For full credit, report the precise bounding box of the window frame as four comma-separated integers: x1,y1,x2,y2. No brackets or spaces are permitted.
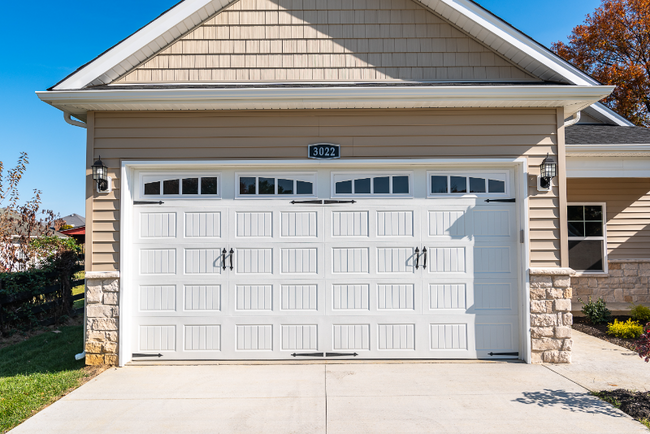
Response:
139,172,222,200
426,171,510,198
331,171,414,198
567,202,608,274
234,172,317,199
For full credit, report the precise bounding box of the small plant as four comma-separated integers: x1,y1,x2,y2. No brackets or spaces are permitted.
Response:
578,296,612,324
607,319,644,339
631,305,650,324
636,323,650,363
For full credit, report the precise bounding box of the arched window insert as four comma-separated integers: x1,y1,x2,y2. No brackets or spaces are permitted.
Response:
332,173,411,197
427,172,508,196
236,174,316,198
142,174,220,198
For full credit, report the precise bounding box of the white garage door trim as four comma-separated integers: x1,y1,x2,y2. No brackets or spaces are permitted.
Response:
119,158,531,366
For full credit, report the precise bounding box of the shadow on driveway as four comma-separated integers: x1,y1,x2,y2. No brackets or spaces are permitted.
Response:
513,389,623,417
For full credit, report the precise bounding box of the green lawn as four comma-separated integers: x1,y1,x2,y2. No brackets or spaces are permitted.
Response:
0,326,87,433
72,271,85,311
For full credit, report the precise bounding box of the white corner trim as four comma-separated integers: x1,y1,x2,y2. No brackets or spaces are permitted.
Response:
529,268,575,276
86,271,120,279
588,103,635,127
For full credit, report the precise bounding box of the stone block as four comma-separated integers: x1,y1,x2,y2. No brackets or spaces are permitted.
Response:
609,262,622,270
531,327,554,338
531,314,557,327
622,263,639,270
558,351,572,364
530,301,548,313
531,352,543,364
91,318,118,331
640,269,650,277
87,331,105,341
530,287,546,300
87,305,115,319
555,299,571,312
547,288,564,299
103,279,120,292
106,332,118,342
562,339,573,351
554,327,571,339
563,288,572,299
640,262,650,270
530,276,553,288
562,313,573,326
86,283,102,304
587,278,598,288
625,296,633,303
86,354,104,366
614,289,623,302
104,342,118,354
104,354,118,366
552,276,571,288
85,341,103,353
610,270,624,277
532,338,562,352
104,292,119,305
542,350,560,363
624,269,639,277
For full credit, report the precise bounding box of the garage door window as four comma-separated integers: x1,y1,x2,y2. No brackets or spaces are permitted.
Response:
428,172,507,196
333,173,411,197
236,174,315,198
143,175,220,198
568,203,607,273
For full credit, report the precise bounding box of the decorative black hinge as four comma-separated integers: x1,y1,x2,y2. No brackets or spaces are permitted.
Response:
488,352,519,357
291,200,323,205
291,352,324,357
132,353,163,358
134,201,164,205
324,200,356,204
325,352,358,357
485,198,516,203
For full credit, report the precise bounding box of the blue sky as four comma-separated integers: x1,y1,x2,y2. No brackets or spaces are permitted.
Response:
0,0,602,218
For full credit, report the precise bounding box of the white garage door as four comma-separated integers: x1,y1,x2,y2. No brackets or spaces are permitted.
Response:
129,167,521,361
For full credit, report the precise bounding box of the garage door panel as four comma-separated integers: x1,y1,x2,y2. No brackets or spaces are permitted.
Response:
281,210,319,238
184,211,222,238
184,248,224,274
139,248,177,275
140,212,177,238
377,210,415,237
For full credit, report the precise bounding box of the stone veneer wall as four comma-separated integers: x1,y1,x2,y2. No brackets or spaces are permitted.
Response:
572,260,650,305
530,269,574,364
85,272,119,365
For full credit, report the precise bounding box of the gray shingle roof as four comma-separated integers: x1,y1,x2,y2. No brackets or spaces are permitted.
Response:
566,125,650,145
61,213,85,228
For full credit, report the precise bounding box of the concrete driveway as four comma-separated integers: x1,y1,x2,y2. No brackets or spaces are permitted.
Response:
10,360,647,434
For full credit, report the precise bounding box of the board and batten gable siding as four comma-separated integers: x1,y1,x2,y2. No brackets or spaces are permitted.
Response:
86,108,561,271
568,178,650,259
114,0,537,84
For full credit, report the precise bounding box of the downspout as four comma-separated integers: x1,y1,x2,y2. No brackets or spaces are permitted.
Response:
64,112,87,129
563,111,581,128
67,110,87,361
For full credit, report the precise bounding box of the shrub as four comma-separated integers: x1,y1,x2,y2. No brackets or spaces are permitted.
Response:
607,319,644,339
636,324,650,363
579,296,612,325
631,305,650,324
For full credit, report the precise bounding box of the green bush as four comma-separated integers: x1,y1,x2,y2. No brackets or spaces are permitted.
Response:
607,319,644,339
579,296,612,325
630,305,650,324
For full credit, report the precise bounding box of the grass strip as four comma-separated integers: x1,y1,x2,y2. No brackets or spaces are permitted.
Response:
0,325,86,433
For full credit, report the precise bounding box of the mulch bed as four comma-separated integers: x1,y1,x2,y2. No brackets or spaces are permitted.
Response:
572,315,639,352
596,390,650,425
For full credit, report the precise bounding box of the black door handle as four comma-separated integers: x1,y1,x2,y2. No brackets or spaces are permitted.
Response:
221,248,227,270
422,247,427,269
229,248,234,270
414,247,420,270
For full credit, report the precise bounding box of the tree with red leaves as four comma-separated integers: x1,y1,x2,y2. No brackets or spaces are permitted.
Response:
552,0,650,127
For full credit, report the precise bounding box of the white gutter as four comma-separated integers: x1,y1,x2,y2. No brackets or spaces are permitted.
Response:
64,112,87,129
566,144,650,157
37,85,614,119
563,111,580,128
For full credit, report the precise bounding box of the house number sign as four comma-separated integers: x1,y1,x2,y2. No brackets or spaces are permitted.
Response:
308,143,340,159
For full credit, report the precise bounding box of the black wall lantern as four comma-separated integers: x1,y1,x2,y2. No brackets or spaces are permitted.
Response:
92,156,111,193
539,153,557,190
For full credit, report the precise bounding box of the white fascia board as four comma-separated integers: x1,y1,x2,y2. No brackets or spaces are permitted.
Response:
419,0,600,86
567,156,650,178
52,0,229,90
36,85,614,116
587,103,635,127
567,144,650,153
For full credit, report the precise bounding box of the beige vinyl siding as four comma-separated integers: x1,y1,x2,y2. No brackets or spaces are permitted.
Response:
115,0,536,84
88,108,560,271
568,178,650,259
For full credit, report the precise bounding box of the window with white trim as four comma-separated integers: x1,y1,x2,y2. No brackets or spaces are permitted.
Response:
236,174,316,198
332,173,411,197
568,204,607,272
428,172,508,196
142,174,220,198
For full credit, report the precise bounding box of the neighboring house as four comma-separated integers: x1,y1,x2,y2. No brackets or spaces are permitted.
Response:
60,214,86,247
36,0,647,367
